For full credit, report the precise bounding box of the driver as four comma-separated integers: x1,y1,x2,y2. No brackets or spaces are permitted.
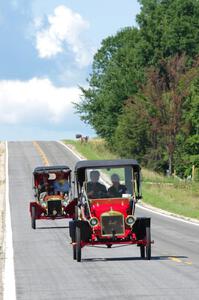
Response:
86,170,107,199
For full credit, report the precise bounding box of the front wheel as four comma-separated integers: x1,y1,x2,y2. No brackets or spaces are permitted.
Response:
71,221,76,260
73,245,76,260
31,206,36,229
146,227,151,260
140,245,145,258
76,226,81,262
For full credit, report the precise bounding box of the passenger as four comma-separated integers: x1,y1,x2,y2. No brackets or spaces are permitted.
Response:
53,173,70,195
86,170,107,199
108,173,127,198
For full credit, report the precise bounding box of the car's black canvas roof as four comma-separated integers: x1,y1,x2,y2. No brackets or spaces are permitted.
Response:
75,159,139,171
33,165,71,174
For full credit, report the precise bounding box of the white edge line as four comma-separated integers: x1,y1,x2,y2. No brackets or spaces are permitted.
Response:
3,141,16,300
58,140,199,227
57,141,85,161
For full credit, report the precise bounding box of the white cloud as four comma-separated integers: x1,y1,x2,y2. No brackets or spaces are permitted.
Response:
35,5,95,67
0,78,81,126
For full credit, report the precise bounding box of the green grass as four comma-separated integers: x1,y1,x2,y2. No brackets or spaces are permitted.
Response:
63,139,199,220
142,183,199,219
64,139,117,160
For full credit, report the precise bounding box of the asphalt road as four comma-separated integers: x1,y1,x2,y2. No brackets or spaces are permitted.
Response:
8,141,199,300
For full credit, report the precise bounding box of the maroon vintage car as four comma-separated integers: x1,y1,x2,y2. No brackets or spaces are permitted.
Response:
30,165,76,229
69,159,153,262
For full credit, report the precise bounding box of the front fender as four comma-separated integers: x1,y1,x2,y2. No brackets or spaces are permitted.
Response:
132,217,151,240
29,201,45,218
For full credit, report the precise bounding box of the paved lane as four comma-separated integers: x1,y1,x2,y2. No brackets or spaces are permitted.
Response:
8,141,199,300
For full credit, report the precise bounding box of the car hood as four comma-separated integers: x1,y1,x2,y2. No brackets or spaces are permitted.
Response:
90,198,130,219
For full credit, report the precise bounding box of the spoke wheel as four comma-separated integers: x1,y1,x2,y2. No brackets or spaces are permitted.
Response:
146,227,151,260
31,206,36,229
140,245,145,258
76,226,82,262
73,244,77,260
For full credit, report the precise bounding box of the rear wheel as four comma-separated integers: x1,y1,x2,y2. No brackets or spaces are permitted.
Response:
31,206,36,229
73,244,76,260
107,244,112,248
76,226,81,262
71,222,76,260
146,227,151,260
140,245,145,258
73,207,79,259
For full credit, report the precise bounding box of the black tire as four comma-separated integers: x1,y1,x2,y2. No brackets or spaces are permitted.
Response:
31,206,36,229
76,226,81,262
72,222,76,260
72,207,78,259
146,227,151,260
140,245,145,258
107,244,112,248
73,245,77,260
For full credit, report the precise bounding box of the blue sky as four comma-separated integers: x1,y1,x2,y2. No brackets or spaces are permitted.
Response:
0,0,140,140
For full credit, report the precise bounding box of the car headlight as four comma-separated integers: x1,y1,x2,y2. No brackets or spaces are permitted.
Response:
89,217,99,227
41,202,47,208
125,215,136,226
62,200,68,206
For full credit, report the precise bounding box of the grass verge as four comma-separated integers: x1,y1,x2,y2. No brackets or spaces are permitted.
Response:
63,139,199,220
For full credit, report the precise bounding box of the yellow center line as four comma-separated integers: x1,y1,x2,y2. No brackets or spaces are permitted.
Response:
184,261,193,265
168,256,193,266
169,257,182,263
33,141,49,166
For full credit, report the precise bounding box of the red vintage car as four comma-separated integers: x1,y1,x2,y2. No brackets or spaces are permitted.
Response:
69,159,153,262
30,165,76,229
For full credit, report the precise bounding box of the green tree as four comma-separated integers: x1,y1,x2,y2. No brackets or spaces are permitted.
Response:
137,0,199,64
75,0,199,175
76,0,199,142
114,99,150,161
116,55,199,173
174,80,199,177
76,27,144,141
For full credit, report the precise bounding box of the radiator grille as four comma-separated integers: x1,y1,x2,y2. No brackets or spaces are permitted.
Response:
47,200,62,216
101,214,124,236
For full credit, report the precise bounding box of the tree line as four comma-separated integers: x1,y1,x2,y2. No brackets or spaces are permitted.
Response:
76,0,199,178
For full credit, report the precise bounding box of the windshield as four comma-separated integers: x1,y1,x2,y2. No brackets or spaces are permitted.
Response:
84,166,135,199
35,171,71,197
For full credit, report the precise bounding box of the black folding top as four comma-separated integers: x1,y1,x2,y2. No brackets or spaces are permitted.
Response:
33,165,71,174
75,159,139,171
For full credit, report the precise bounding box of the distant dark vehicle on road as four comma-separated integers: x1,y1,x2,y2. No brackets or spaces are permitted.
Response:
69,159,153,262
29,165,76,229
